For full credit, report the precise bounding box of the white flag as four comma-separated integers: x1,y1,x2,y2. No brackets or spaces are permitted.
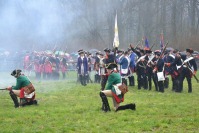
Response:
113,13,119,48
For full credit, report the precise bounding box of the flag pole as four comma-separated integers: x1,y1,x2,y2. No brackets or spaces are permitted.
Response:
113,11,119,63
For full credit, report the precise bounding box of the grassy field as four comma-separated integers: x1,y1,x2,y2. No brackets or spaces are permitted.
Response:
0,71,199,133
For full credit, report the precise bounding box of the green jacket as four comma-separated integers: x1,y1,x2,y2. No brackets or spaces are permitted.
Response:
105,72,121,91
12,75,31,90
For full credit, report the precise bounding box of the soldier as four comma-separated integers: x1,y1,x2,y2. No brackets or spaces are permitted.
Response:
54,54,60,80
93,52,101,83
43,57,53,80
77,50,88,86
98,52,106,90
99,63,136,112
128,48,137,86
60,51,67,79
104,48,115,64
118,51,130,85
153,51,165,93
115,49,124,69
86,52,93,83
163,50,175,89
6,69,37,108
100,48,115,90
178,48,197,93
145,48,154,90
136,49,148,90
165,49,182,92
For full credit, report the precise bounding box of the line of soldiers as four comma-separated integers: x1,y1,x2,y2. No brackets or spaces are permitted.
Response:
92,45,198,93
23,51,68,80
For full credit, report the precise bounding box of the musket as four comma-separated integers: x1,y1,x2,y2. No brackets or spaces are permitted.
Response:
136,55,146,64
160,41,169,58
154,41,169,65
146,43,157,66
150,43,156,50
0,88,7,90
135,41,141,49
147,54,155,66
185,63,199,83
179,57,194,68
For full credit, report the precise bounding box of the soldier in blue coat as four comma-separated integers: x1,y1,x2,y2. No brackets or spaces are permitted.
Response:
165,49,183,92
178,48,197,93
119,51,130,85
153,51,165,93
77,50,88,86
128,48,137,86
163,50,175,89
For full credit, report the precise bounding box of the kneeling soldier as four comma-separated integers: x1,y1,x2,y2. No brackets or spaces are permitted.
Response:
99,63,136,112
6,69,37,108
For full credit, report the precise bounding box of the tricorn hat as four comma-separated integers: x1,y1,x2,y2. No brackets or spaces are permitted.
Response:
78,49,84,55
104,48,110,52
105,63,117,70
173,49,179,54
117,49,124,54
145,48,152,54
140,49,145,54
154,50,161,56
11,69,22,77
186,48,193,54
99,52,104,56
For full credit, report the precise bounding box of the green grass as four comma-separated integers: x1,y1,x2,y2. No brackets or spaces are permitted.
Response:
0,72,199,133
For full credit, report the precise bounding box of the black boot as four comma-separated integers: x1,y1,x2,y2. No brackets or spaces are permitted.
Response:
131,76,135,86
26,100,38,105
164,77,169,88
20,98,28,107
116,103,136,112
122,78,127,86
9,91,19,108
128,77,132,86
99,92,111,112
101,103,105,111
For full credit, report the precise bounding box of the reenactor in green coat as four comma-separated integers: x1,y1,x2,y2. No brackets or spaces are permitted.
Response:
99,63,136,112
6,69,37,108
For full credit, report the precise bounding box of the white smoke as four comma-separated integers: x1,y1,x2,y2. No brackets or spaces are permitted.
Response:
0,0,83,51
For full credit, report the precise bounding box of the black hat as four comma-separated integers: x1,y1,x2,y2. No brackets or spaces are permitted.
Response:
140,49,145,54
145,49,152,54
96,51,99,55
124,51,129,55
104,48,110,52
78,49,84,55
78,49,83,52
164,50,170,55
105,63,117,70
11,69,22,76
117,49,124,54
186,48,193,54
154,50,161,56
173,49,179,54
99,52,104,56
